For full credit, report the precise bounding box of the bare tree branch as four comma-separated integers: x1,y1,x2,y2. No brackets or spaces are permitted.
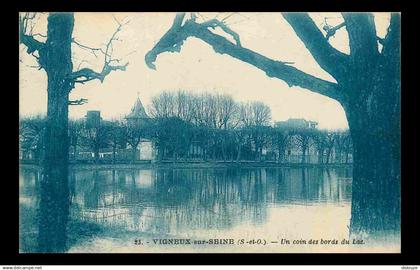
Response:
201,18,242,46
72,38,107,58
282,13,349,81
69,16,130,86
68,98,88,105
146,13,342,102
71,62,128,84
19,13,45,55
145,13,187,70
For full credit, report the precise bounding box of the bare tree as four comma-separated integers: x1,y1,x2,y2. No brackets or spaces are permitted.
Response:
68,119,84,161
145,12,401,235
19,116,46,163
311,129,327,164
214,94,239,129
322,131,336,164
272,128,290,163
149,91,176,119
290,128,315,164
239,101,272,160
19,12,128,252
124,120,151,162
175,90,196,122
80,121,112,163
107,120,127,164
335,130,353,164
239,101,271,127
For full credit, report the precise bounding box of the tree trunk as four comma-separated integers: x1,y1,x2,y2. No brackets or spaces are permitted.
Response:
278,144,285,164
349,119,400,235
316,148,323,164
112,145,116,164
94,147,100,164
37,13,74,253
336,149,342,163
131,146,138,163
326,149,331,164
73,144,77,161
236,143,242,162
301,146,306,164
345,78,400,236
221,133,227,161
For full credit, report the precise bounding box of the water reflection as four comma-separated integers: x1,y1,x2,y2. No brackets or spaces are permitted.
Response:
20,166,352,250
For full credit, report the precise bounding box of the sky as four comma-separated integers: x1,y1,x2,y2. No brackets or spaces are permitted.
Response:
19,12,391,130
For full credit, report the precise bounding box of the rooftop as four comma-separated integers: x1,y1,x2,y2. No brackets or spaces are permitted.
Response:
275,118,318,129
126,96,149,119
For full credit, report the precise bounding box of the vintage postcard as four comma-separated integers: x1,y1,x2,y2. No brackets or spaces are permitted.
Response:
19,12,401,253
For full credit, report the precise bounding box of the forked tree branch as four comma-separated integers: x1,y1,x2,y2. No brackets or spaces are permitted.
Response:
342,13,380,60
71,62,128,84
146,13,342,102
201,18,242,46
72,38,108,58
381,13,401,59
19,13,45,57
282,13,349,81
69,16,130,87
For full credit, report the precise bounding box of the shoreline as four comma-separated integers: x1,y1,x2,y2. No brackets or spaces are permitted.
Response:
19,161,353,170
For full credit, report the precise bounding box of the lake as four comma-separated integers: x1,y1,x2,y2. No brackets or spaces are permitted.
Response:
19,165,398,253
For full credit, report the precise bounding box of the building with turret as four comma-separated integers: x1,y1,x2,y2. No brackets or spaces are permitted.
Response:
125,94,155,161
126,96,149,127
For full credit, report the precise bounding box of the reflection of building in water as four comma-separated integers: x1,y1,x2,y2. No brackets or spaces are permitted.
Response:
20,167,352,240
65,167,352,235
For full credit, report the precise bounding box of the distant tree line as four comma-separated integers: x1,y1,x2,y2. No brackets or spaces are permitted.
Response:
19,90,353,164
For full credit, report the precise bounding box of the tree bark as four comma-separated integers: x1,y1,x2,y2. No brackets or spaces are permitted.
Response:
347,110,400,234
343,13,401,235
37,13,74,253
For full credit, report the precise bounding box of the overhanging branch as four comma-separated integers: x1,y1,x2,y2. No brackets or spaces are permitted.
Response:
146,13,342,102
69,15,130,87
19,13,45,59
282,13,349,81
145,13,187,70
342,13,379,59
201,18,242,47
71,62,128,84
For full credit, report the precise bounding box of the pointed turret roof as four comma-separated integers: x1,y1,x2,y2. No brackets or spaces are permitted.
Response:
126,95,148,119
